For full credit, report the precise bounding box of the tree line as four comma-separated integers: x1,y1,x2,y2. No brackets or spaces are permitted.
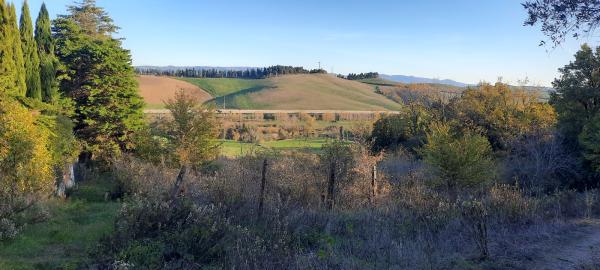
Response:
136,65,327,79
341,72,379,80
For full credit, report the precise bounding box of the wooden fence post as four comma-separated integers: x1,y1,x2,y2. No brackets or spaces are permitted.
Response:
370,165,378,206
258,159,268,219
326,161,336,211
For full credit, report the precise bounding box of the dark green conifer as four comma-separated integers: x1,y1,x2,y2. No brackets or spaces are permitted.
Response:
35,3,57,102
20,0,42,100
9,3,26,96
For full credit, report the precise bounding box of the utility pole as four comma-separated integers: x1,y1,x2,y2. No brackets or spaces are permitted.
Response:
318,61,321,70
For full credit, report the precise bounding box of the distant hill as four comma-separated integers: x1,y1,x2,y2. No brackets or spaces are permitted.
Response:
360,78,464,104
380,74,469,87
175,74,403,110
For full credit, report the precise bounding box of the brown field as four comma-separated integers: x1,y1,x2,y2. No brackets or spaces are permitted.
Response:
137,75,212,107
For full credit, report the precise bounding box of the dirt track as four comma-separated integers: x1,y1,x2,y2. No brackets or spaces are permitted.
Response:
529,220,600,269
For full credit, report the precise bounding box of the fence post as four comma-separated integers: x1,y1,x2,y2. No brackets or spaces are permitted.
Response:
370,165,377,206
258,159,268,219
326,161,336,211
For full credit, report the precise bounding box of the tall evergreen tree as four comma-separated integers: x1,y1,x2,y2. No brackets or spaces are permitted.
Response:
20,0,42,100
0,0,17,94
0,2,27,96
54,1,144,161
8,3,26,96
66,0,119,38
35,3,57,102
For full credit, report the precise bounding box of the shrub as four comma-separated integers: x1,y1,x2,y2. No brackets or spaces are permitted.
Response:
420,122,495,198
504,132,581,193
0,95,56,240
0,96,54,193
371,104,431,154
93,196,231,269
450,82,556,150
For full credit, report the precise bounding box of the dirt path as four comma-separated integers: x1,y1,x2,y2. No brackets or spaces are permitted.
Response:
531,220,600,270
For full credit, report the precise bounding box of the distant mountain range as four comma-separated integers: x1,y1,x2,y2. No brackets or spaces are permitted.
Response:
380,74,470,87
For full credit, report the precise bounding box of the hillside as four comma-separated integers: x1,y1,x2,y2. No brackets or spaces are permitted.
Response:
177,77,271,97
361,78,464,104
137,75,212,108
380,74,469,87
176,74,403,110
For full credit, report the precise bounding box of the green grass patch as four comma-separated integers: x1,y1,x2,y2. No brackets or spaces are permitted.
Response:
219,138,331,157
177,77,270,97
0,179,120,270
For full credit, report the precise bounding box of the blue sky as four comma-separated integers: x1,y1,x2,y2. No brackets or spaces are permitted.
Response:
20,0,591,86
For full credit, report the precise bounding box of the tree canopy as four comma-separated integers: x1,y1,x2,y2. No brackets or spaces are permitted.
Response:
54,1,145,161
450,82,556,150
524,0,600,46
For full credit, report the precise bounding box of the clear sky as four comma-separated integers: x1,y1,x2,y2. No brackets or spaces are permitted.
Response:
19,0,592,86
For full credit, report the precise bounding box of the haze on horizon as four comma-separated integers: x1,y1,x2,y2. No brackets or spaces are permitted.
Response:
23,0,593,86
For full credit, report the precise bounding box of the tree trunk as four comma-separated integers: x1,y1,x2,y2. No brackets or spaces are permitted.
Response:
258,159,268,219
170,165,188,200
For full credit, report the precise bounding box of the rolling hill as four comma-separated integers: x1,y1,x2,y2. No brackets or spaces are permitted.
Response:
360,78,464,104
137,75,212,108
172,74,403,110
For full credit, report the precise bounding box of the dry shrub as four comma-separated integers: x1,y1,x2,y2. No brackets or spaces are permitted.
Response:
97,146,599,269
322,112,336,122
111,157,177,198
0,191,50,241
488,184,538,224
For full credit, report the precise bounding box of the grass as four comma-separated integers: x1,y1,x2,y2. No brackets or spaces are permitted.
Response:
220,138,330,157
178,77,270,97
0,178,120,270
174,75,403,110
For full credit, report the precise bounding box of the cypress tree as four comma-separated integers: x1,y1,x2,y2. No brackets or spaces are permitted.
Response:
8,3,26,96
0,0,16,94
20,0,42,100
35,3,56,102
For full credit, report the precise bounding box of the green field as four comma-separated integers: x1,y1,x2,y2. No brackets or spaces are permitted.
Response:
172,74,403,110
0,178,119,269
220,138,331,157
178,77,271,97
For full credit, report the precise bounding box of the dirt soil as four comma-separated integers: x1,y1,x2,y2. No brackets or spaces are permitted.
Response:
527,219,600,269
